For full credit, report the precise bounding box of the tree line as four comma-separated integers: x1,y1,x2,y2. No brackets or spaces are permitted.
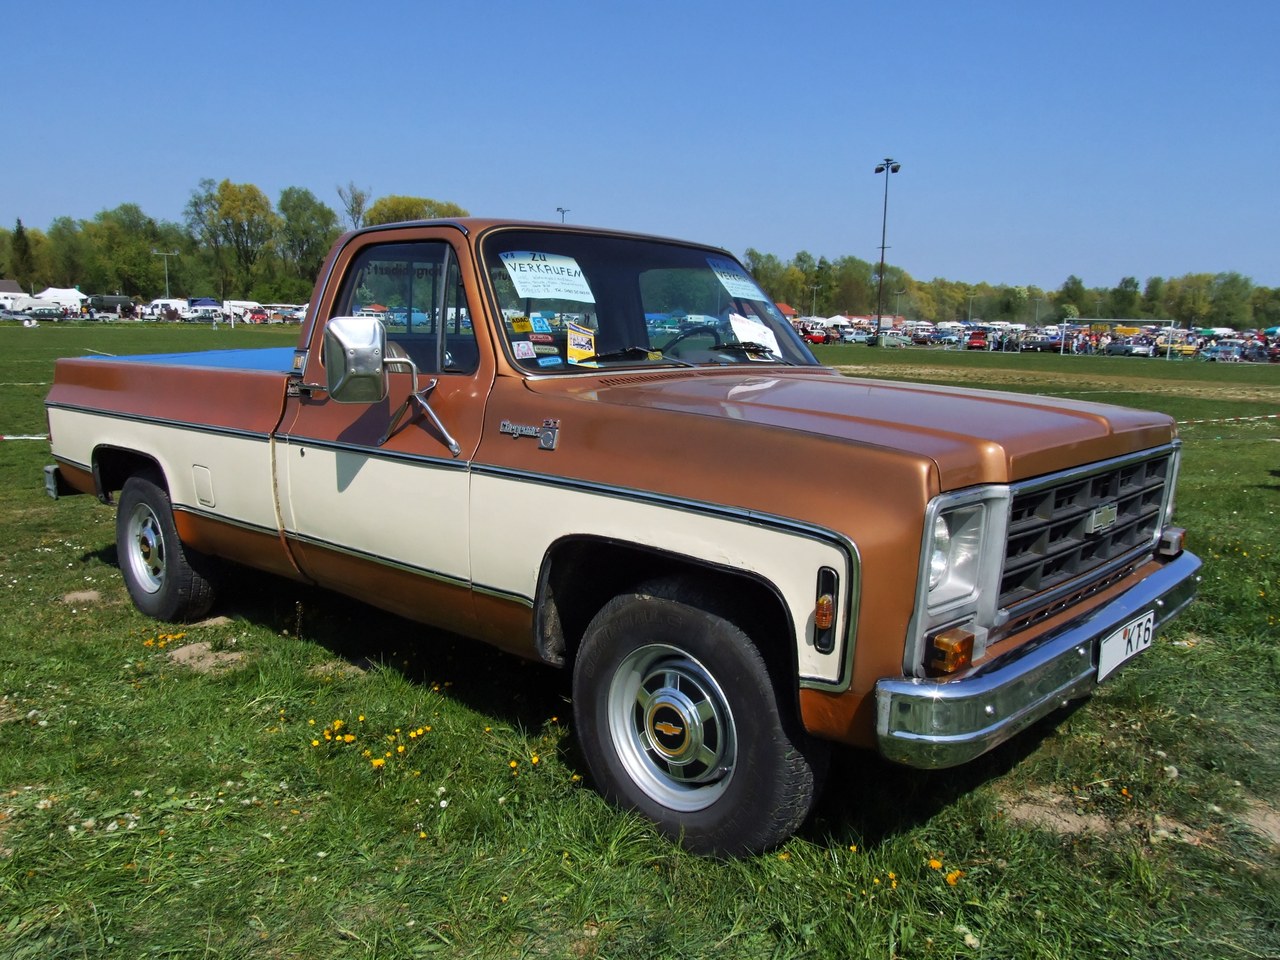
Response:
0,180,468,306
2,178,1276,330
744,250,1280,331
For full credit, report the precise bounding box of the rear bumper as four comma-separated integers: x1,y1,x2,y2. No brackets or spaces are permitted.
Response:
874,550,1202,769
44,464,79,499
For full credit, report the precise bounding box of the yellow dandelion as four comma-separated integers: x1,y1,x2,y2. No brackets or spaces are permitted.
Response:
509,760,518,769
311,739,320,747
332,719,344,731
946,870,964,886
371,758,385,769
929,858,943,870
397,745,406,754
531,755,540,765
358,715,364,722
777,852,791,861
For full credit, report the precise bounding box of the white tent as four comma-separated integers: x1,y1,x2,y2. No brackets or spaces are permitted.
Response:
824,315,852,327
36,287,89,312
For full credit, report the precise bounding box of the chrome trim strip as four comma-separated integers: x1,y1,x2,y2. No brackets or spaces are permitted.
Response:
875,550,1201,769
274,433,470,471
1006,442,1179,496
174,505,278,541
46,403,274,444
284,530,472,591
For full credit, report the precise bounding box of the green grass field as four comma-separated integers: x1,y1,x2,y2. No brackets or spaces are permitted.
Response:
1,324,1277,958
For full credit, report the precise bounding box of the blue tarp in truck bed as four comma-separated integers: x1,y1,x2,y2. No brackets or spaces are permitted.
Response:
97,347,297,373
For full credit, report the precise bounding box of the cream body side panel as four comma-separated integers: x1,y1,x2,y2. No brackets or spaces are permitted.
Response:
470,472,852,684
276,443,471,581
49,407,278,530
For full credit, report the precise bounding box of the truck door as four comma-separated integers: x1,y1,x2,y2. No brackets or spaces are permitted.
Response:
274,231,491,635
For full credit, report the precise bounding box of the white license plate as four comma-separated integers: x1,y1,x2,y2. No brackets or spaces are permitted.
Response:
1097,610,1156,681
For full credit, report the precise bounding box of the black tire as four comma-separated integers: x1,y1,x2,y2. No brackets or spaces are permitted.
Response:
115,472,216,622
572,593,827,856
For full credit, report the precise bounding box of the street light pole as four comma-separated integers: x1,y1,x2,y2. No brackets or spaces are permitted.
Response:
874,157,901,330
556,207,570,223
151,249,178,299
967,294,977,324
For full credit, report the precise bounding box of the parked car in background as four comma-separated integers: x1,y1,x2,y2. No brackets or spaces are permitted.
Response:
1106,338,1140,356
930,333,961,346
1122,337,1158,357
801,327,834,344
27,306,64,322
1242,342,1278,363
1200,342,1244,362
1155,339,1199,357
1020,337,1061,353
877,331,912,348
840,329,873,344
965,331,988,350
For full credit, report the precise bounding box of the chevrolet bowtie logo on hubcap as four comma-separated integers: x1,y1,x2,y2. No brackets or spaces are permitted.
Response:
653,721,683,737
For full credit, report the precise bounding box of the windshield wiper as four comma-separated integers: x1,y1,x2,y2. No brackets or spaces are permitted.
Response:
580,346,694,367
715,342,795,364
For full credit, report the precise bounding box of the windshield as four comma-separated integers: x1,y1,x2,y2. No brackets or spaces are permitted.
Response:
480,229,818,372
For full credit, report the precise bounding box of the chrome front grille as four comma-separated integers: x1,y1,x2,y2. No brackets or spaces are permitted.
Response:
999,450,1172,610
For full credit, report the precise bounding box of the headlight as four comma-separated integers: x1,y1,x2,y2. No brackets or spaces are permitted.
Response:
926,504,986,608
928,514,951,589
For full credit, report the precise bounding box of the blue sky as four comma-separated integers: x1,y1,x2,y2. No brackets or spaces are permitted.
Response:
7,0,1278,290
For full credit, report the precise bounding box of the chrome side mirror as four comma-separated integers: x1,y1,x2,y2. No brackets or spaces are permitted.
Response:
324,315,388,403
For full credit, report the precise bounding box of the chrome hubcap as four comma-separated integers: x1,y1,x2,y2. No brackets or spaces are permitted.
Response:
127,504,165,594
608,644,736,811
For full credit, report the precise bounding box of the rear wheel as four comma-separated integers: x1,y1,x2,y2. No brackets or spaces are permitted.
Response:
116,473,216,622
573,592,826,855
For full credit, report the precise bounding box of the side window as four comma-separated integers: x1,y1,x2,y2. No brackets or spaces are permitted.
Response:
333,241,478,374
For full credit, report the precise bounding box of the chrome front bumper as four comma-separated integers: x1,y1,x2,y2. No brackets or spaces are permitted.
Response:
875,550,1202,769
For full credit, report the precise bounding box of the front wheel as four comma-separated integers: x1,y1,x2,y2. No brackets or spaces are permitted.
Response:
573,593,827,855
116,473,216,622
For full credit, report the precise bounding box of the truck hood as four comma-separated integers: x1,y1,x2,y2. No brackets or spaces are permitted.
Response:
548,368,1176,489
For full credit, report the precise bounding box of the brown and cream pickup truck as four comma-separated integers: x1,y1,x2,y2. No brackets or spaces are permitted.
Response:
44,219,1201,854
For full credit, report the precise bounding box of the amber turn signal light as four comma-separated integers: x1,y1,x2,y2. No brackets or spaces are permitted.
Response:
930,628,974,673
814,594,835,631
